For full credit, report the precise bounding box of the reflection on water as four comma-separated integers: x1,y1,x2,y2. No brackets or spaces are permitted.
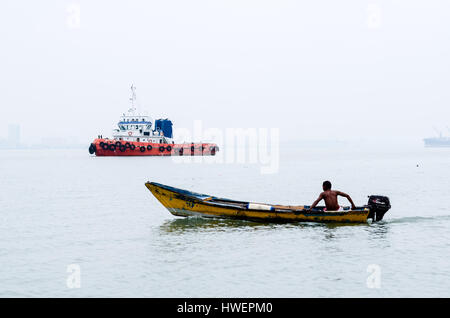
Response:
159,216,369,235
159,217,275,233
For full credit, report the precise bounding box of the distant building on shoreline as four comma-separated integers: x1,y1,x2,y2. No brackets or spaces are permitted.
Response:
8,124,21,148
0,124,22,149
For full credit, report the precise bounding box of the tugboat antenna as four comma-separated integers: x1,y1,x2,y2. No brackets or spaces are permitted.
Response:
129,84,137,113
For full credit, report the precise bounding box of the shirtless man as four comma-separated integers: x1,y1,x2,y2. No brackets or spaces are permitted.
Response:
307,181,356,212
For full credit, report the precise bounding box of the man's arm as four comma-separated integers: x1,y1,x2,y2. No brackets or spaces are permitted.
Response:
336,191,356,209
307,193,324,212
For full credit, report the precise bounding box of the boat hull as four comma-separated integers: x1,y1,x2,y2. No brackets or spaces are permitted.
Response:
89,139,219,156
146,182,371,224
424,138,450,147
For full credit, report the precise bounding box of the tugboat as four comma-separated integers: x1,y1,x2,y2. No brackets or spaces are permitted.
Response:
88,85,219,156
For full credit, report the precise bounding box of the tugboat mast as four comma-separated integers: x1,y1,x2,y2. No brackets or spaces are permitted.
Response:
129,84,137,113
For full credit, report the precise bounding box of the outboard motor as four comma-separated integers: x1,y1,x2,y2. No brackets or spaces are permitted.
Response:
367,195,391,222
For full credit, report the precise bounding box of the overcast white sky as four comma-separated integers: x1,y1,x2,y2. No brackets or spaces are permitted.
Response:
0,1,449,145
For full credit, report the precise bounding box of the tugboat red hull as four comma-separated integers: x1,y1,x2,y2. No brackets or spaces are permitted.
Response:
89,139,219,156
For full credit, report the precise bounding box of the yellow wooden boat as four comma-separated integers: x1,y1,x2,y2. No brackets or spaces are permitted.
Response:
146,182,391,224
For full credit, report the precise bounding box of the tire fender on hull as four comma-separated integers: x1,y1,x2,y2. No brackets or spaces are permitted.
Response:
88,143,96,154
90,140,220,157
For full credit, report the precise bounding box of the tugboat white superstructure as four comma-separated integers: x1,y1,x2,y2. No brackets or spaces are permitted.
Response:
88,85,219,156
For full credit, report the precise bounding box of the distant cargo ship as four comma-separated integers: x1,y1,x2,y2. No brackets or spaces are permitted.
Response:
424,129,450,147
88,85,219,156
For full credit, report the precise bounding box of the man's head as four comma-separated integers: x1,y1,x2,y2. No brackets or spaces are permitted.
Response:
323,180,332,191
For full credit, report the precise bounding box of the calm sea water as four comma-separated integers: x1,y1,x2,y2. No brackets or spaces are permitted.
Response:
1,144,449,297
